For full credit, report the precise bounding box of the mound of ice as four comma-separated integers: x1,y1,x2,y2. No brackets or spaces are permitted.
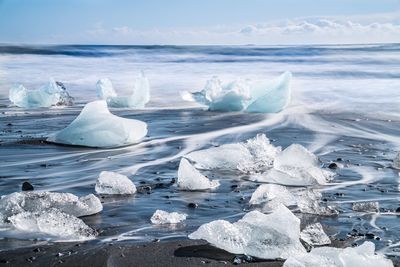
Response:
284,241,393,267
177,158,220,190
182,72,291,113
252,144,333,186
393,152,400,169
352,201,379,212
9,79,73,108
300,223,331,246
97,72,150,108
186,134,281,173
150,210,188,224
0,191,102,219
47,100,147,148
9,208,97,240
189,205,306,259
95,171,136,195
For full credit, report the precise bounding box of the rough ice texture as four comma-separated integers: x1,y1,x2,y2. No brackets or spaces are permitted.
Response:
249,184,296,208
9,208,97,241
352,201,379,213
284,241,393,267
189,205,306,260
0,191,102,219
251,144,334,186
47,100,148,148
300,223,331,246
150,210,188,224
177,158,220,190
393,152,400,169
183,72,291,113
95,171,136,195
9,79,73,108
186,134,281,173
96,72,150,108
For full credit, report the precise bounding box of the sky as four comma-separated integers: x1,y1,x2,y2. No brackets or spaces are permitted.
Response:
0,0,399,45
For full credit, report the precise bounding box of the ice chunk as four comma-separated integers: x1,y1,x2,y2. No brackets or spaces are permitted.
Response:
284,241,393,267
47,100,147,148
249,184,296,208
95,171,136,195
150,209,187,224
352,201,379,212
189,205,306,259
0,191,102,219
300,223,331,246
9,79,73,108
186,134,280,173
97,72,150,108
393,152,400,169
177,158,220,190
182,72,291,113
9,209,97,241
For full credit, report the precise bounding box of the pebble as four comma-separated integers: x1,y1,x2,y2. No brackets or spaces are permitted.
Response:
22,181,34,191
188,203,198,209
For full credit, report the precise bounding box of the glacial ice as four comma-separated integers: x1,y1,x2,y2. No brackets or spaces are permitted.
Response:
150,209,188,224
95,171,137,195
182,71,291,113
9,79,73,108
393,152,400,169
0,191,102,219
352,201,379,212
9,208,97,240
283,241,393,267
96,72,150,108
185,134,281,173
189,205,306,259
300,223,331,246
47,100,148,148
249,184,296,208
177,158,220,190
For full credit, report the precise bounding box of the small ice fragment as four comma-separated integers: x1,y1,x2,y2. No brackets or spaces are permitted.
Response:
185,134,280,173
249,184,296,208
97,72,150,108
150,210,187,224
47,100,147,148
177,158,220,190
183,72,291,113
9,209,97,241
0,191,102,219
95,171,136,195
300,223,331,246
189,205,306,260
352,202,379,212
9,79,73,108
393,152,400,169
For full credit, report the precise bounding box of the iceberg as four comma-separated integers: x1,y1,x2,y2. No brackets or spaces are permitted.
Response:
9,209,97,241
300,223,331,246
0,191,102,219
9,79,73,108
185,134,281,173
352,201,379,212
182,72,291,113
393,152,400,169
189,205,306,259
96,72,150,108
95,171,137,195
283,241,393,267
150,209,187,224
177,158,220,190
47,100,148,148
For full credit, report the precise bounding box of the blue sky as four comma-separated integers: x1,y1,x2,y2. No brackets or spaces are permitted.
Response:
0,0,399,44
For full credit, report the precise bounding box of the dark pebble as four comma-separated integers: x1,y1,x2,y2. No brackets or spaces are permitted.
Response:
33,248,41,252
336,158,343,162
365,233,375,239
396,207,400,213
188,203,198,209
0,259,9,263
328,163,338,169
22,181,34,191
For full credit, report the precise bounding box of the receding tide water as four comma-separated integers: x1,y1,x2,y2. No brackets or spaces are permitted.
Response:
0,44,399,256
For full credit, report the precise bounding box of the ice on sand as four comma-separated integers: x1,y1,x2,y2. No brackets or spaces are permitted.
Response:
185,134,281,173
182,72,291,113
177,158,220,190
97,72,150,108
95,171,136,195
283,241,393,267
189,205,306,259
9,209,97,240
249,184,296,208
352,201,379,212
150,210,187,224
9,79,73,108
47,100,147,148
300,223,331,246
